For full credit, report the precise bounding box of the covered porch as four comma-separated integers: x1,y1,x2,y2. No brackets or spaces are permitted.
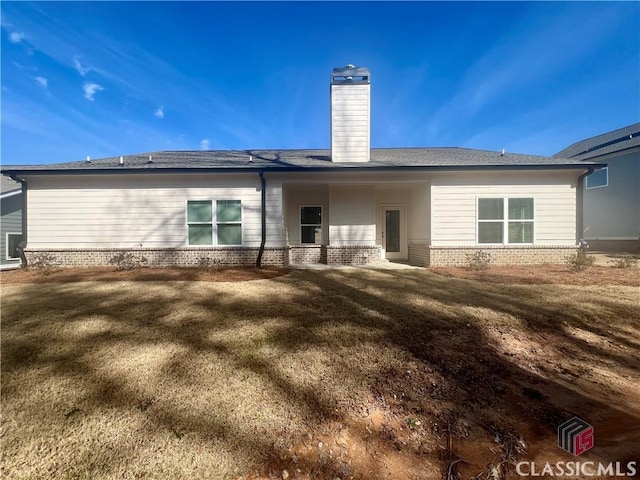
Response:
282,181,431,265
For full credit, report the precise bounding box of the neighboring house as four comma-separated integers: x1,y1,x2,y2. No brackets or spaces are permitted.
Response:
1,66,605,268
555,123,640,252
0,175,23,269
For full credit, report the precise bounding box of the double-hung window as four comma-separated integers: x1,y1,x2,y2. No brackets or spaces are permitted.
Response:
216,200,242,245
300,206,322,244
187,200,242,246
477,198,534,244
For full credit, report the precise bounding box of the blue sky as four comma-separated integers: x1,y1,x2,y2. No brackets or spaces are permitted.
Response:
1,1,638,165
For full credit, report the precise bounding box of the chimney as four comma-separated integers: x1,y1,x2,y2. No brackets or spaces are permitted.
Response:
331,65,370,162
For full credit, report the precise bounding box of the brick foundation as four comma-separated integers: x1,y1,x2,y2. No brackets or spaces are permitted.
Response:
290,245,327,264
408,244,430,267
325,246,382,265
24,245,576,268
24,247,290,268
427,245,579,267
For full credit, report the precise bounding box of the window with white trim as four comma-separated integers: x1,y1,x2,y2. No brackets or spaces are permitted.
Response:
6,233,22,259
187,200,242,246
586,167,608,189
477,198,534,244
300,206,322,244
216,200,242,245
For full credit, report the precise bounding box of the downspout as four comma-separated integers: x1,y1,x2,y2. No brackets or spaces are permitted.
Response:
10,175,28,268
576,167,595,246
256,171,266,268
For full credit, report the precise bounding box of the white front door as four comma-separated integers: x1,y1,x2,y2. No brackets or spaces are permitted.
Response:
382,205,407,260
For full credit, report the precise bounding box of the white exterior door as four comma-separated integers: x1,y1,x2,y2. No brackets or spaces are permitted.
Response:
382,205,407,260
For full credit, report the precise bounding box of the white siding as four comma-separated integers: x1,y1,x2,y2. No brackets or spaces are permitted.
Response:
331,84,370,163
329,185,375,245
409,184,430,244
26,174,285,248
430,171,578,246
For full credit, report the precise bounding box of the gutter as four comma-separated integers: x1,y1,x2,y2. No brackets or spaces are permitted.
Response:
0,189,22,199
0,163,608,176
8,174,28,268
576,167,596,245
256,171,266,268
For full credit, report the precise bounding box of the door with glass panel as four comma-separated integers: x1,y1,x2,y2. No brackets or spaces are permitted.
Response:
382,206,406,260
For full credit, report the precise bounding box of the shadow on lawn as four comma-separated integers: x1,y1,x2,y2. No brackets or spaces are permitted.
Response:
1,269,639,479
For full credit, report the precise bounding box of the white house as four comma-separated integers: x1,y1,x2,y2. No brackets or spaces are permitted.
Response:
1,65,606,268
554,123,640,252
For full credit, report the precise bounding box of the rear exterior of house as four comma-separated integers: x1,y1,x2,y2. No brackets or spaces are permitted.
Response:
16,166,582,268
1,176,23,269
2,66,603,268
555,123,640,253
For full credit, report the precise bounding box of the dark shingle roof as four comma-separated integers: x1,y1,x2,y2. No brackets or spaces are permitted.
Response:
1,147,604,175
554,123,640,161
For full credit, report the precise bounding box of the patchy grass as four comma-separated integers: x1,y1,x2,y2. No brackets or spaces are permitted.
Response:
1,268,639,479
430,264,640,286
0,266,287,284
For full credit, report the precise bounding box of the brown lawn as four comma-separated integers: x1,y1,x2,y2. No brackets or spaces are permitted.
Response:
1,266,639,479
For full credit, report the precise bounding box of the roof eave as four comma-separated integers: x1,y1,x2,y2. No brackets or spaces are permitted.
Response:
573,144,640,162
1,163,606,176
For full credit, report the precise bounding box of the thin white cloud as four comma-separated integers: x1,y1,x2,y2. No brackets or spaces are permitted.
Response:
9,31,25,43
13,61,36,71
83,82,103,101
35,76,48,88
200,138,210,150
154,106,164,119
73,57,90,76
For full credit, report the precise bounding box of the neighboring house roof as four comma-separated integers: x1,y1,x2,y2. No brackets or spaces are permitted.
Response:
554,123,640,161
1,147,604,175
1,175,21,198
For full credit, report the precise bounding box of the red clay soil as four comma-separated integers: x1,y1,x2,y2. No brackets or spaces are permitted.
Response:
0,266,288,284
2,265,638,479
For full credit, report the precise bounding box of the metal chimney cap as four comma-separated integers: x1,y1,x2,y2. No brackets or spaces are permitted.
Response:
331,65,370,85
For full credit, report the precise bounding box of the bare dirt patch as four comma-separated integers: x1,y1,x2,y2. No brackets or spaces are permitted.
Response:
0,266,288,284
2,269,639,479
429,264,640,287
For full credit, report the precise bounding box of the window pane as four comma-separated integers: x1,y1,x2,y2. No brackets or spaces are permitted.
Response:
301,206,322,225
188,201,212,223
478,222,503,243
586,168,608,188
301,225,320,244
217,200,241,222
189,225,212,245
508,198,534,220
385,210,400,252
508,222,533,243
218,224,242,245
478,198,504,220
7,234,22,259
